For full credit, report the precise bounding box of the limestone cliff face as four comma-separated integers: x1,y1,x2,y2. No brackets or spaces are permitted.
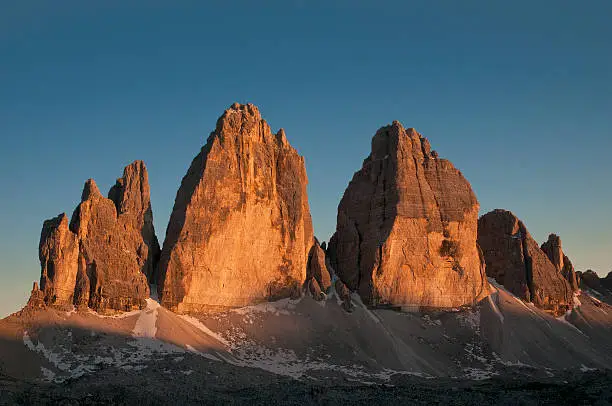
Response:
37,161,160,312
328,121,489,308
541,234,579,291
158,103,314,312
39,214,79,305
478,210,572,315
108,161,160,284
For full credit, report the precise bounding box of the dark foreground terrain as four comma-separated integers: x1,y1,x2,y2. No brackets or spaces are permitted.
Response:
2,369,612,405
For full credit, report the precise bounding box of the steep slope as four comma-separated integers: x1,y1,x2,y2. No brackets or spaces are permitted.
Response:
36,161,160,312
158,103,314,312
4,285,612,388
328,121,489,308
478,210,572,315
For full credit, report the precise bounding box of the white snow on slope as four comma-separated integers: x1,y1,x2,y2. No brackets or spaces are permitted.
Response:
23,331,73,372
227,342,430,382
487,293,504,323
132,298,160,338
24,326,188,383
573,292,582,307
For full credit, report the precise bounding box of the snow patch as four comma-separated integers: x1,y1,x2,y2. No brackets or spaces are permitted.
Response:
589,294,602,304
132,298,160,338
573,292,582,308
580,364,597,372
23,331,73,372
40,367,56,381
487,294,504,323
461,367,498,381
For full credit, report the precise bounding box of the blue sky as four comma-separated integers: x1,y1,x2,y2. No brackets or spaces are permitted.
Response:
1,1,611,317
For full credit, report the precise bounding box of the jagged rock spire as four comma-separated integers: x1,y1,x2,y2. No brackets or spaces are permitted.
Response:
158,103,313,312
35,161,160,312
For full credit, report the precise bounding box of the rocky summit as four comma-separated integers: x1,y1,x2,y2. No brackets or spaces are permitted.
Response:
36,161,160,312
328,121,489,309
478,210,573,315
158,103,314,312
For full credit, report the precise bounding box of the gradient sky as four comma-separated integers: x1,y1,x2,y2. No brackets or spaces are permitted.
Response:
1,1,611,317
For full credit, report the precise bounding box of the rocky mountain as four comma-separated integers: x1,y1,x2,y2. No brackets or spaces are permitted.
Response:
541,234,579,291
35,161,160,312
328,121,489,309
478,210,573,315
6,103,612,404
578,270,612,299
158,103,314,312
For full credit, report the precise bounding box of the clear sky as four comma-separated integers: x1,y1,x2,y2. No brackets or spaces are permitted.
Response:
1,1,611,317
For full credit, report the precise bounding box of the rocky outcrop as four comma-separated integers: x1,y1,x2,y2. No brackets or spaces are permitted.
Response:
39,214,79,305
306,241,331,293
579,270,612,295
158,103,314,312
605,272,612,291
335,279,354,312
329,121,488,308
36,161,160,312
541,234,579,291
26,282,45,309
478,210,572,315
307,278,325,301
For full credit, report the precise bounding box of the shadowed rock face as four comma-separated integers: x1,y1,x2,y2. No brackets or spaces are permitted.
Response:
541,234,578,291
478,210,572,315
37,161,160,312
158,103,314,312
328,121,489,308
579,270,612,295
306,241,331,293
